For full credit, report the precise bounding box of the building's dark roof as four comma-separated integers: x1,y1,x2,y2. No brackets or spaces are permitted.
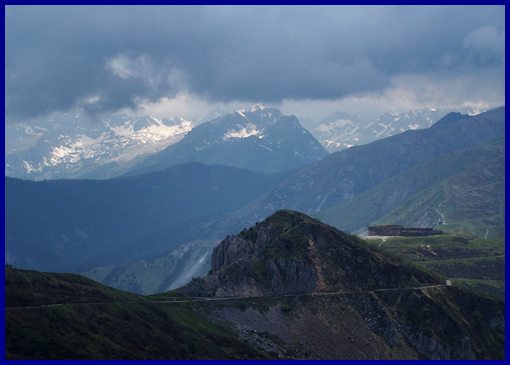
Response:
369,225,403,228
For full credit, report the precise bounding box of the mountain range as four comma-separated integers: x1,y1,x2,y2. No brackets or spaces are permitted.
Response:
5,113,193,180
6,105,327,179
7,106,484,180
5,107,504,295
4,104,506,359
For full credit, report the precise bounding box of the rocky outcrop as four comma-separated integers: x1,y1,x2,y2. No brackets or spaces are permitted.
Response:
211,234,258,273
182,210,437,298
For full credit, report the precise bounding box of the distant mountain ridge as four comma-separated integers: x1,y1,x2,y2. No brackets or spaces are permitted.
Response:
127,104,328,175
431,112,470,128
6,105,484,179
311,107,481,152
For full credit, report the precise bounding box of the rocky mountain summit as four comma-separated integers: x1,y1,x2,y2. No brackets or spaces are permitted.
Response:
128,105,327,175
182,210,435,297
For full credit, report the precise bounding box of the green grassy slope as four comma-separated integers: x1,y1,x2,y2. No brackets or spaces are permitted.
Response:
5,267,271,360
377,142,504,238
363,235,505,300
5,266,140,307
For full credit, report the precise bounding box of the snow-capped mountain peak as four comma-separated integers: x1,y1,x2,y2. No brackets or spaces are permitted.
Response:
236,103,267,115
248,103,267,112
6,112,194,180
127,105,328,175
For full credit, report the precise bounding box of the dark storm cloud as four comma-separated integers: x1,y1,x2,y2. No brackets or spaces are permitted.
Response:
5,5,505,120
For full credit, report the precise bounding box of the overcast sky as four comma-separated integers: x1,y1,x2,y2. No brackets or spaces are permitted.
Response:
5,5,505,123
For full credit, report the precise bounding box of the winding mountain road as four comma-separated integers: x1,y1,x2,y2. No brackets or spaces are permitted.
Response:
5,284,447,310
434,200,452,226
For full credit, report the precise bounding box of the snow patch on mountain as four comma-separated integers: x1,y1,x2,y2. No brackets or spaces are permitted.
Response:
108,118,192,144
223,123,264,140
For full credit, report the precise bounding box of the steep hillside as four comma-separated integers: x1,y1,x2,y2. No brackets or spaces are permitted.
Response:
128,104,327,175
376,143,504,238
363,234,505,301
319,138,504,236
5,267,271,360
5,163,288,272
5,266,139,308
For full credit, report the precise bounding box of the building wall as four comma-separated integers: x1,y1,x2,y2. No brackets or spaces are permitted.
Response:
368,225,403,236
368,225,443,236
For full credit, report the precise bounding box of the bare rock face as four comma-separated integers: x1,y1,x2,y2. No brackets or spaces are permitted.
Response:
211,235,257,273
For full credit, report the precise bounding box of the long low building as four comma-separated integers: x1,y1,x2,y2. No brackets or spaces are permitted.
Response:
368,224,443,236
